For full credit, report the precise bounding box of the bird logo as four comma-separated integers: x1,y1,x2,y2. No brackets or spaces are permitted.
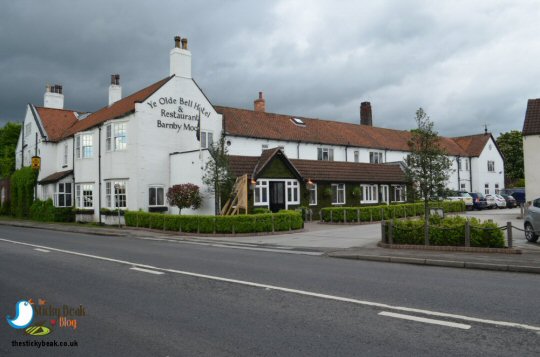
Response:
6,300,34,329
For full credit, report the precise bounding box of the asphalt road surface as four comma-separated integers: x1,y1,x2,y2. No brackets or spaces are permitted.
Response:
0,225,539,356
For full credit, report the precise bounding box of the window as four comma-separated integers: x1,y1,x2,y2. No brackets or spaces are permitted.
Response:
331,183,346,205
369,152,383,164
76,133,93,158
458,158,462,170
55,182,72,207
286,181,299,204
495,184,500,195
25,123,31,136
291,117,305,126
460,183,466,190
261,144,269,152
75,184,94,208
106,123,127,151
149,186,165,206
485,183,490,195
393,185,405,202
63,143,68,166
361,184,378,204
465,159,469,171
201,131,214,149
105,180,127,208
309,183,317,206
487,161,495,172
254,180,268,205
354,151,359,163
317,148,334,161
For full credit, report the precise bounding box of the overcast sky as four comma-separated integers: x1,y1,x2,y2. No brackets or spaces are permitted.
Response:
1,0,539,137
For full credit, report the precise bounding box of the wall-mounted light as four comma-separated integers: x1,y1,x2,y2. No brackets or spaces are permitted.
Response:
250,179,257,190
306,178,315,189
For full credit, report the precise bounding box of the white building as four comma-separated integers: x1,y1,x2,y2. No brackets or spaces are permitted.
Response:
14,36,505,221
523,98,540,200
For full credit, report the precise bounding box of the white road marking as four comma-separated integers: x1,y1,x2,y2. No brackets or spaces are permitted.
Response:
379,311,471,330
1,237,539,332
130,267,164,275
34,248,50,253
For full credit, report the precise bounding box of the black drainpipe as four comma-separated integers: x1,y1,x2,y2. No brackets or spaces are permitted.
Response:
72,136,75,207
469,157,473,192
98,127,102,225
456,156,461,191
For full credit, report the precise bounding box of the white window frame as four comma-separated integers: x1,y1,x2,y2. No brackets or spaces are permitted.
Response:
309,183,317,206
286,181,300,205
354,150,359,163
393,185,405,202
380,185,389,204
484,183,490,195
25,123,31,137
106,122,127,152
63,142,68,166
331,183,346,205
76,132,93,159
105,180,127,208
54,182,72,207
487,161,495,172
369,151,383,164
75,183,94,208
149,185,165,207
253,180,269,206
495,183,500,195
361,184,378,204
200,131,214,149
317,147,334,161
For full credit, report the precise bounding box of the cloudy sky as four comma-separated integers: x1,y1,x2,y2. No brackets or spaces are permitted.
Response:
1,0,539,137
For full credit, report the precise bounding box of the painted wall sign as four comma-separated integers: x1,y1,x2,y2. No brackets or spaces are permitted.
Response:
146,96,211,133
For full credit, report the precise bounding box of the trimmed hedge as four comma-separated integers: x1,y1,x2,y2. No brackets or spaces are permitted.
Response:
10,167,37,218
320,201,465,223
30,199,75,222
387,215,505,248
124,211,303,234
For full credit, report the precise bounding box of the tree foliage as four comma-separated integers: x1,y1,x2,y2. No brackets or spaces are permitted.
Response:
405,108,453,223
0,122,22,178
202,136,235,214
166,183,202,214
10,166,37,218
496,130,523,182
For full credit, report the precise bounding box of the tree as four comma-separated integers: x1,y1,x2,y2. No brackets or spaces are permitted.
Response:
202,136,235,215
405,108,453,243
496,130,524,185
0,122,22,178
166,183,202,214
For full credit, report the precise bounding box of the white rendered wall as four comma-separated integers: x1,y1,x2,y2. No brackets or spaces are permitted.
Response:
524,135,540,200
470,137,504,194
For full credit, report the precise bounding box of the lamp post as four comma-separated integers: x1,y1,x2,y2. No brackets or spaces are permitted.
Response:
114,183,121,228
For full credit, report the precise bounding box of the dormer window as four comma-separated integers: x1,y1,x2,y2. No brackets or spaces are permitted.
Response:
291,117,305,126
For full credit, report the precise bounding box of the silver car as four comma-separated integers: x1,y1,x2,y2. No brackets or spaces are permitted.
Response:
524,198,540,243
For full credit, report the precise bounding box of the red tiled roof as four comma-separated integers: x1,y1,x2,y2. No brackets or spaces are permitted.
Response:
228,151,406,183
34,107,81,142
452,133,491,157
523,98,540,136
64,76,173,137
216,106,470,156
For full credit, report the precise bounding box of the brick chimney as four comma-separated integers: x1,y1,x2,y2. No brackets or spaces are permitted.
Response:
170,35,192,78
254,92,266,112
109,74,122,105
44,84,64,109
360,101,372,126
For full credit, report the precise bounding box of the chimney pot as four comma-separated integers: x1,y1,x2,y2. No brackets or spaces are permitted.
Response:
254,91,266,112
44,83,64,109
181,38,188,50
109,74,122,105
360,101,372,126
174,36,181,48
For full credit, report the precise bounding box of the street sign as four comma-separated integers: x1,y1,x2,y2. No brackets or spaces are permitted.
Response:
31,156,41,170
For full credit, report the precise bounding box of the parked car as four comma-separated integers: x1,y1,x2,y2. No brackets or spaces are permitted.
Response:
484,194,498,209
468,192,488,210
446,191,473,210
492,194,507,209
524,198,540,243
500,193,517,208
502,189,526,205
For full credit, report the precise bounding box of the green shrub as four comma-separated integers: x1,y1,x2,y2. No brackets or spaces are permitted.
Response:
388,215,505,248
124,211,303,234
10,167,37,218
252,208,271,214
0,200,10,215
30,199,74,222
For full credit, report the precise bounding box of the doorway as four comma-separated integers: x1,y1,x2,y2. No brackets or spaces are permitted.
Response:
269,181,285,212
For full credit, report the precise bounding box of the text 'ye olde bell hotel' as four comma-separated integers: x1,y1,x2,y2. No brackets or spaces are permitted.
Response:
15,36,505,222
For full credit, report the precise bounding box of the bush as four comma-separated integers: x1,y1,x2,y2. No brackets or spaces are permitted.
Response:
388,215,505,248
252,208,271,214
10,167,37,218
30,199,74,222
124,210,303,234
0,199,10,215
320,201,465,223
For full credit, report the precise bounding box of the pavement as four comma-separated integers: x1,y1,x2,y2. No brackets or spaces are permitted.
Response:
1,206,539,274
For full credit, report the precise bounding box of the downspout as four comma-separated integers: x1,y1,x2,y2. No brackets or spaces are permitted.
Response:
21,122,25,167
98,127,102,224
469,157,473,192
456,156,460,191
34,132,38,200
345,143,349,161
384,148,387,162
72,136,76,208
297,141,300,159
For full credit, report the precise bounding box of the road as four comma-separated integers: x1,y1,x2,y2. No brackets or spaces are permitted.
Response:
0,225,539,356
